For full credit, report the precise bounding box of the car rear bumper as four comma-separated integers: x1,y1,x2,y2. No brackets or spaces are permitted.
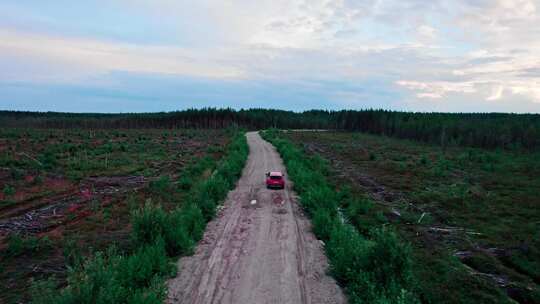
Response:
266,183,285,189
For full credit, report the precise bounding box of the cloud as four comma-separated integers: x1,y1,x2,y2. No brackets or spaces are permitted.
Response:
0,0,539,112
487,86,504,101
396,0,540,105
397,79,540,104
396,80,476,99
0,29,244,82
417,25,437,39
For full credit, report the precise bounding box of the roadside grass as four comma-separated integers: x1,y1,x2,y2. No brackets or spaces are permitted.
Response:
262,129,419,304
282,131,540,303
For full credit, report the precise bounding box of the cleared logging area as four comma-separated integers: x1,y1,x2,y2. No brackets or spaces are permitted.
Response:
1,109,538,303
2,109,539,151
30,132,247,303
279,130,540,304
0,128,247,303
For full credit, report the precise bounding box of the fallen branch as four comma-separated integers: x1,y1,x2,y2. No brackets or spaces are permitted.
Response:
429,226,482,235
19,152,43,167
417,212,426,224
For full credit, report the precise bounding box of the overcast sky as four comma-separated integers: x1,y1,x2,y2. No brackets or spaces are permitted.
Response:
1,0,540,113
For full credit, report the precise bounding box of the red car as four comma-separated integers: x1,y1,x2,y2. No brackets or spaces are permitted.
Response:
266,171,285,189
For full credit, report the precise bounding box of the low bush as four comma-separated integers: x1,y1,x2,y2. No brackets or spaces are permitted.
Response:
39,150,58,170
149,175,173,201
3,184,15,196
5,234,52,257
31,243,170,304
341,194,386,234
177,203,206,242
177,175,193,190
312,207,338,242
300,185,338,217
130,200,168,247
325,224,370,283
10,167,24,180
131,201,195,256
177,156,215,191
325,225,418,304
189,132,248,221
367,228,415,298
186,174,225,221
63,238,84,269
117,239,173,289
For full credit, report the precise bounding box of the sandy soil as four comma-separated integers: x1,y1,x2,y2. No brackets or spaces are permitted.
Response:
167,132,345,304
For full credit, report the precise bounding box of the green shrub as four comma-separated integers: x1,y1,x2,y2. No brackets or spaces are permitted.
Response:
117,239,174,289
31,243,170,304
63,238,84,269
149,175,172,199
204,174,229,203
39,150,57,169
30,279,65,304
506,234,540,282
67,170,84,181
131,200,168,246
367,228,415,294
300,185,338,216
189,133,248,221
326,225,417,304
3,184,15,196
344,198,381,234
34,175,44,185
163,210,196,256
325,224,370,283
178,203,205,242
177,175,193,190
10,167,24,180
5,234,52,257
312,208,338,242
130,201,194,256
189,156,214,176
193,190,217,221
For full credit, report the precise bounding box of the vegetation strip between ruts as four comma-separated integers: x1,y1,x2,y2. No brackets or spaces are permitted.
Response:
29,131,249,304
262,129,419,304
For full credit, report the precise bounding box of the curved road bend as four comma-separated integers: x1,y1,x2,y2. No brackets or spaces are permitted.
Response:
167,131,345,304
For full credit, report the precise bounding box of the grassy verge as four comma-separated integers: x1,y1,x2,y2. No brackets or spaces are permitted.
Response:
29,131,248,304
262,129,418,304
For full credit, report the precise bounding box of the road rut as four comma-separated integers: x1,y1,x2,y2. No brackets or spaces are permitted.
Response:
167,132,345,304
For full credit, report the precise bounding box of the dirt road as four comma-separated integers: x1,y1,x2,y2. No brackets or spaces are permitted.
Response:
167,132,345,304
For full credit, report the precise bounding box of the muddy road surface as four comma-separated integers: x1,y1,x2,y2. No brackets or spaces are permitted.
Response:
167,132,345,304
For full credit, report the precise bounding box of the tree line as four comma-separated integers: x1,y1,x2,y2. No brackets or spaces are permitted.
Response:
1,109,539,150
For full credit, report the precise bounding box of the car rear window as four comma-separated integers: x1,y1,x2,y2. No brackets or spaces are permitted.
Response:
270,176,282,180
